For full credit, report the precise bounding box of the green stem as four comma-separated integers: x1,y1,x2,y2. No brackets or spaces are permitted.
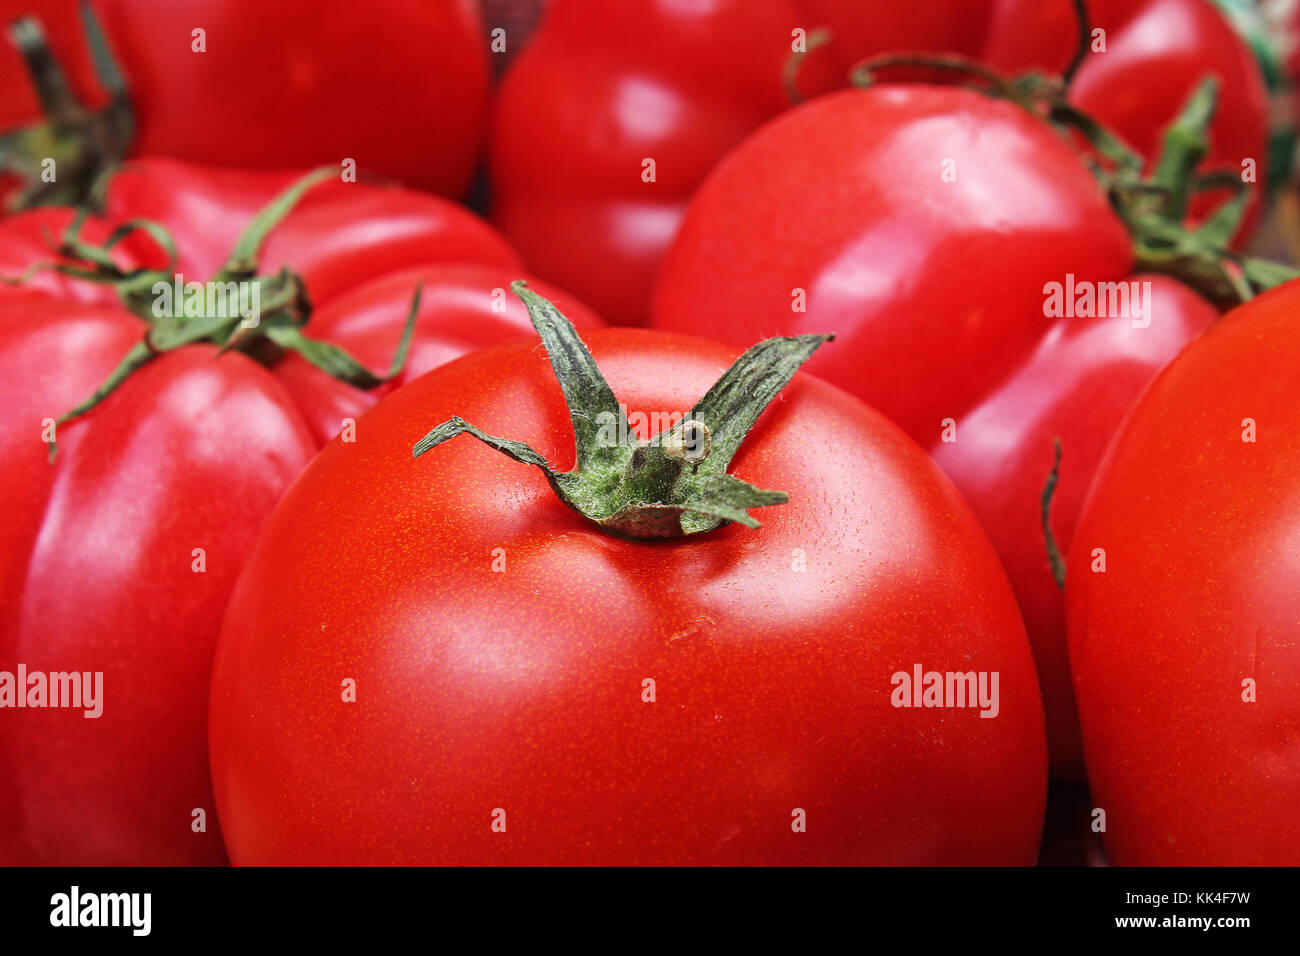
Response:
45,169,423,460
0,1,134,210
1111,79,1299,308
1062,0,1092,86
849,49,1298,310
782,27,833,105
413,281,832,539
1041,438,1066,591
849,51,1035,110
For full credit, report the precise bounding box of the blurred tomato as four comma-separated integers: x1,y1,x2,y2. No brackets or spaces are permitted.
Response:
492,0,1272,325
0,0,489,202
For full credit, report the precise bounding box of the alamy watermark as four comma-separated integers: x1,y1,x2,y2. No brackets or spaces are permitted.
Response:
152,273,261,328
891,663,1000,718
0,664,102,718
1043,274,1151,328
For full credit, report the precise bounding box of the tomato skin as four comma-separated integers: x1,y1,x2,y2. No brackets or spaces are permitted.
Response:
0,163,605,864
0,299,317,865
1066,282,1300,865
0,0,489,198
931,276,1218,774
650,85,1220,777
491,0,1268,324
986,0,1269,185
210,329,1048,865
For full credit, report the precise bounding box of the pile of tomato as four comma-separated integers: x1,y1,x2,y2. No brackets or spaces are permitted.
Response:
0,0,1296,867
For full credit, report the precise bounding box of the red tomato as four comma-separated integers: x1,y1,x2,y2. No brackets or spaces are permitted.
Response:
650,85,1224,777
1066,280,1300,865
0,163,604,864
0,298,315,866
209,294,1047,865
491,0,1271,324
0,0,489,200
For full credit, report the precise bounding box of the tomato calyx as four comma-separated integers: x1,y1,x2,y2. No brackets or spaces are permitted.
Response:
413,281,832,539
849,51,1297,310
1103,77,1298,309
0,2,133,211
39,168,420,461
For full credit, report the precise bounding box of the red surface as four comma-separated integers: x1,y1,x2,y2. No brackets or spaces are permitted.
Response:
1068,281,1300,865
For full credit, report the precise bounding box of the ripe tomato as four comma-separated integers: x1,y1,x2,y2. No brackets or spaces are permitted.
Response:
491,0,1271,324
650,84,1233,777
0,0,489,203
0,297,315,866
1067,280,1300,865
0,164,603,864
209,287,1048,865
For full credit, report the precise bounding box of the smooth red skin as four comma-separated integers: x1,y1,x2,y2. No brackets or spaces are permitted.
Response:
210,329,1047,866
490,0,1266,325
651,85,1218,777
931,276,1216,775
0,0,488,198
0,299,317,865
1067,283,1300,865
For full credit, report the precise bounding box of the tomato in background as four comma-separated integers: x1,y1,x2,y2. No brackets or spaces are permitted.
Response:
491,0,1272,325
0,0,489,203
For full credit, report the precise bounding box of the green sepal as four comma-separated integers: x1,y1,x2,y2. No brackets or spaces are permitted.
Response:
413,281,831,539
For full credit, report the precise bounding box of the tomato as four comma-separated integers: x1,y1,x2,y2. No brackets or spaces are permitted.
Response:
0,297,315,866
490,0,1272,324
0,163,604,864
1067,280,1300,865
0,0,489,203
650,84,1238,777
209,285,1047,865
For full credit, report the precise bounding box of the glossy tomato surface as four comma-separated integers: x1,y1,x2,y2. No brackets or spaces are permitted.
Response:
0,297,316,865
491,0,1268,324
651,84,1220,777
0,0,489,197
210,328,1048,865
1067,280,1300,865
